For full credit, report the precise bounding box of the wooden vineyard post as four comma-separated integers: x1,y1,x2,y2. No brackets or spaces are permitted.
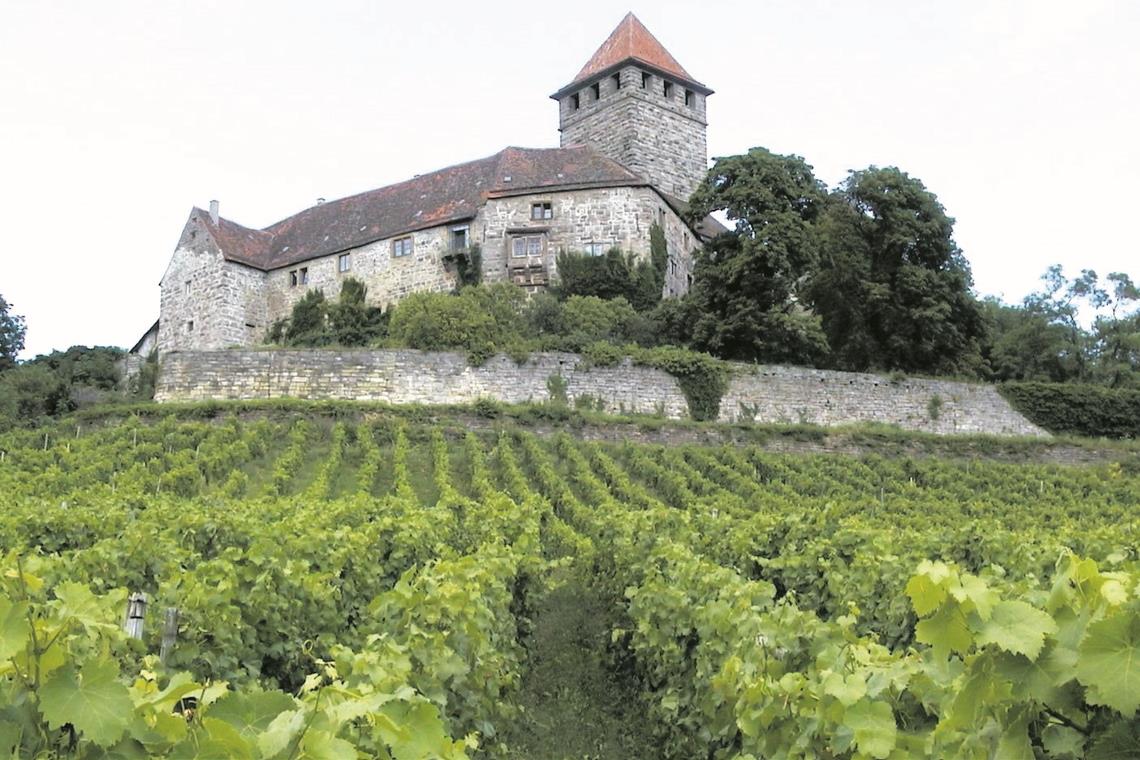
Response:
124,592,147,639
160,608,180,664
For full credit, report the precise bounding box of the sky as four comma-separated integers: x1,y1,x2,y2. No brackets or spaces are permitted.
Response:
2,0,1137,358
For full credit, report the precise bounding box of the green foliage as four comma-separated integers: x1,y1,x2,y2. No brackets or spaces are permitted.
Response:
1,415,1139,757
327,277,387,346
388,284,523,364
0,363,71,428
455,243,483,287
808,166,986,375
632,346,729,421
268,278,387,347
0,294,25,373
554,230,666,311
684,147,830,365
545,373,568,406
1001,382,1140,438
26,345,123,390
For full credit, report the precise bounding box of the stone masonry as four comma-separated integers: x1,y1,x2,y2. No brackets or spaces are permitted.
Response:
558,64,709,201
156,349,1048,438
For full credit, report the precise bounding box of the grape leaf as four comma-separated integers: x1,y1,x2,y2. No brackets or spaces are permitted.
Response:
194,718,255,760
975,600,1057,661
39,657,133,748
915,604,972,658
948,573,997,621
843,699,896,759
1076,610,1140,716
823,672,867,707
299,728,357,760
209,690,297,739
1088,718,1140,760
257,708,306,758
0,596,28,662
906,563,949,617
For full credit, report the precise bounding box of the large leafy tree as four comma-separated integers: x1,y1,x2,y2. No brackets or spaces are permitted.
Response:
0,294,26,372
683,147,829,364
808,167,985,374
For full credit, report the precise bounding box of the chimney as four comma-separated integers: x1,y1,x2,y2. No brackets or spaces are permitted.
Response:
209,200,219,224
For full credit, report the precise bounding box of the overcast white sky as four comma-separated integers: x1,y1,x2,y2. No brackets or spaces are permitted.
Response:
2,0,1137,358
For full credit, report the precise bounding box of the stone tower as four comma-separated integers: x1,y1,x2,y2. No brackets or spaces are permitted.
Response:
552,13,713,200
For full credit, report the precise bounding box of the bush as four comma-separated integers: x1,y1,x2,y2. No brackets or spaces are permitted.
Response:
554,229,666,311
388,285,524,363
0,364,72,429
1000,382,1140,438
633,346,730,422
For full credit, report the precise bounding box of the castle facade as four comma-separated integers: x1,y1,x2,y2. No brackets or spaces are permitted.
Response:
156,13,717,354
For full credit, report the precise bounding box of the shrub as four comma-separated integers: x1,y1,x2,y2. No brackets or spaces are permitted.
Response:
633,346,730,422
554,229,667,311
1000,382,1140,438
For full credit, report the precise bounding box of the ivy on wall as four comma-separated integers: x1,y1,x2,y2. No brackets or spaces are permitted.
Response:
1000,382,1140,438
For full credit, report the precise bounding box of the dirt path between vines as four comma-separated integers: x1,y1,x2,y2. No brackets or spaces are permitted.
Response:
501,572,659,759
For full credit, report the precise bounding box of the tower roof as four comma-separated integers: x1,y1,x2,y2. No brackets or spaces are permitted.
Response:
554,12,710,97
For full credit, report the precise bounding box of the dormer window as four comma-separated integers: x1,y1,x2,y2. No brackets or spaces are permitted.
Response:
531,202,553,220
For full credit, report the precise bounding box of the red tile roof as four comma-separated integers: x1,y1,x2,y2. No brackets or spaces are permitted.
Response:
197,146,645,271
560,13,708,94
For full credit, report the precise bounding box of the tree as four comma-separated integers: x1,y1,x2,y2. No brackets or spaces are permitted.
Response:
327,278,386,346
683,147,830,364
808,167,985,375
0,294,26,372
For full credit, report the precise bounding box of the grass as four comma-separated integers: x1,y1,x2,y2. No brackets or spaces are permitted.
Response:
501,567,659,759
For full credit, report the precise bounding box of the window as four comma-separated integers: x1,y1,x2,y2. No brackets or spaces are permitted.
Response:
612,73,621,90
641,71,650,89
663,81,673,98
571,93,580,110
584,242,610,256
591,82,600,101
392,236,413,257
684,89,694,107
512,235,544,257
186,320,194,333
338,253,351,272
289,270,298,287
299,267,308,284
183,280,191,295
450,225,469,251
531,202,553,220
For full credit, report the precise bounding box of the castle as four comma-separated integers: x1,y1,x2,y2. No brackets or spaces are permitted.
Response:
153,13,719,355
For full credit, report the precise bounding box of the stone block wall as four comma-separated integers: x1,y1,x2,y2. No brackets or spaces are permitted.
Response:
156,350,689,417
159,218,268,353
264,226,459,323
719,366,1046,437
156,349,1047,438
559,65,708,200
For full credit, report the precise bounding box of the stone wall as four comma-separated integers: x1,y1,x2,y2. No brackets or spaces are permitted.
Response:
264,225,460,323
720,366,1046,437
156,350,689,417
479,186,696,292
156,349,1048,438
559,65,708,199
159,216,268,353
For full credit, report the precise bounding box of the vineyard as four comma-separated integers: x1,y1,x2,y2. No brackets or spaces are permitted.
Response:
0,412,1138,758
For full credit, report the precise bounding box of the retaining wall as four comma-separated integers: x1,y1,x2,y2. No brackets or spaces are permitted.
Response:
155,349,1048,437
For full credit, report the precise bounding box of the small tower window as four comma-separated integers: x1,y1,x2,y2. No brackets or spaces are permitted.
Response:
685,89,694,107
571,93,580,110
590,82,600,101
612,73,621,90
641,71,650,89
663,81,674,99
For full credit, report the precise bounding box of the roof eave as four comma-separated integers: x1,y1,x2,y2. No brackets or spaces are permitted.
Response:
550,58,713,100
485,178,649,199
